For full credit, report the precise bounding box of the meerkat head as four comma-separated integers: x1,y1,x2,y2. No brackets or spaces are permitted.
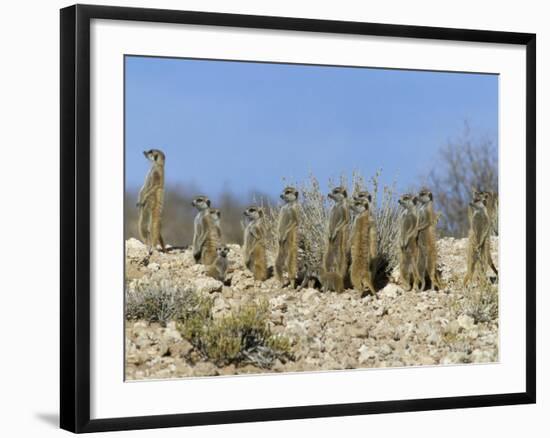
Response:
472,187,493,201
417,188,433,204
244,206,264,221
191,195,211,210
328,186,348,202
469,197,487,211
216,245,230,258
353,190,372,204
208,208,221,222
350,198,369,215
398,193,418,210
143,149,165,165
280,186,299,203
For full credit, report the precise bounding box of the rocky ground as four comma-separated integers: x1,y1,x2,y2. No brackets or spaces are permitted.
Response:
125,237,499,380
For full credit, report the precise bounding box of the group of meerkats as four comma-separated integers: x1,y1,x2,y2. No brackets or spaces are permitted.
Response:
136,149,498,294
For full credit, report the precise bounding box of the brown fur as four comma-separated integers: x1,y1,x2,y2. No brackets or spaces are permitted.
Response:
464,198,492,286
206,246,230,281
319,269,344,293
243,207,268,281
275,187,299,288
398,194,422,291
199,208,222,265
137,149,166,254
416,189,443,290
323,187,350,278
349,199,377,294
470,188,498,276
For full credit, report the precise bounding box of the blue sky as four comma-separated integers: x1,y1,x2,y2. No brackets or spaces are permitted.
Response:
125,56,498,200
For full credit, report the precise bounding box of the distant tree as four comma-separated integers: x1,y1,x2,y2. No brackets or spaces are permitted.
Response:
428,125,498,237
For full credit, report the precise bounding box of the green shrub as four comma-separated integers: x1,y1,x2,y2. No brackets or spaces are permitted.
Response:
179,300,293,368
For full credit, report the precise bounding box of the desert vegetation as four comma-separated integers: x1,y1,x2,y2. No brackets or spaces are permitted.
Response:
125,132,499,379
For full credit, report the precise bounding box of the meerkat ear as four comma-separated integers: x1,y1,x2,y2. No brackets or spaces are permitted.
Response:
343,189,348,198
206,199,211,207
295,190,299,199
429,192,433,201
413,196,418,205
258,208,264,217
368,194,372,203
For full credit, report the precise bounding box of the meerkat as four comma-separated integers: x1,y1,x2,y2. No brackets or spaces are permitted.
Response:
416,188,443,291
242,206,268,281
191,195,221,264
349,198,377,294
200,208,222,266
318,268,344,293
323,186,351,280
398,194,422,291
206,246,230,281
464,197,492,286
470,188,499,276
275,186,300,289
137,149,166,254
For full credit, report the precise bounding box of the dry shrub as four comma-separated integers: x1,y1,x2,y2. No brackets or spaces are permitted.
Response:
428,124,498,237
125,280,211,325
456,284,499,324
179,300,292,368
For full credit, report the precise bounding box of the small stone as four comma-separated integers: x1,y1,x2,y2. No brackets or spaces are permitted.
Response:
148,262,160,271
457,314,476,330
193,277,223,294
358,345,376,363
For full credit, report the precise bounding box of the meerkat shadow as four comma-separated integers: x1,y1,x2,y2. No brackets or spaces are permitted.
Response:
164,245,190,253
373,257,390,291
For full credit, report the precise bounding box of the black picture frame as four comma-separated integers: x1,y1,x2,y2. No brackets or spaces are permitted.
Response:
60,4,536,433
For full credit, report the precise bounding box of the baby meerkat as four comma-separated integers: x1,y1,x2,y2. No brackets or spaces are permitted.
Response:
137,149,166,254
191,195,211,263
464,197,492,286
275,186,300,289
323,186,350,280
349,198,377,294
318,268,344,293
416,188,443,291
398,194,422,291
206,246,230,282
243,206,268,281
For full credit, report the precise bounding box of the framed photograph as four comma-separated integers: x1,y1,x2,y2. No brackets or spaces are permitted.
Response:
60,4,536,433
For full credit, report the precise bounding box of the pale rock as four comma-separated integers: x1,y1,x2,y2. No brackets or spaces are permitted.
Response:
358,345,376,363
457,314,476,330
193,277,223,294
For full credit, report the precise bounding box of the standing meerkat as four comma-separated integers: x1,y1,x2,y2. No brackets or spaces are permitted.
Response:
137,149,166,254
323,186,351,280
464,197,492,286
398,194,422,291
416,188,443,291
470,188,499,276
242,206,268,281
200,208,222,266
206,246,230,282
349,198,377,294
191,195,211,263
275,186,300,289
